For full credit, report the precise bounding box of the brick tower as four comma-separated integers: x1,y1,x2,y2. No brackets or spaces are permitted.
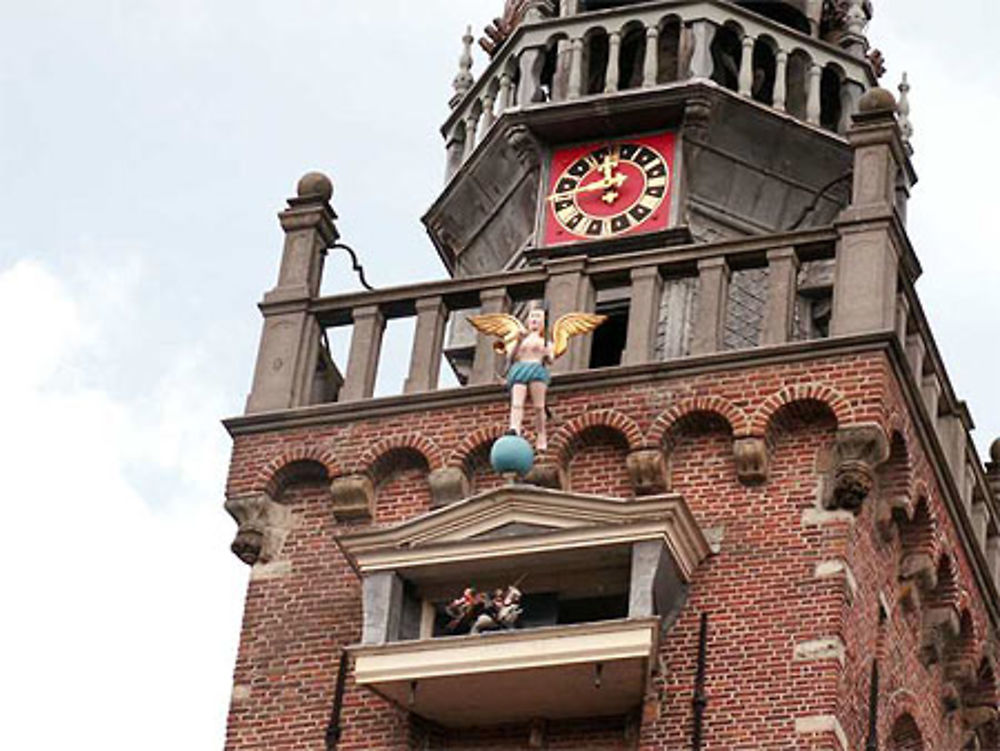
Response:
223,2,1000,749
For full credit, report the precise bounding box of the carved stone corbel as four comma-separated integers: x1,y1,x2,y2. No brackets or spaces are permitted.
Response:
921,605,961,666
330,474,375,521
224,492,292,566
428,467,471,507
627,449,670,495
733,437,769,486
525,462,566,490
826,423,889,512
505,124,542,170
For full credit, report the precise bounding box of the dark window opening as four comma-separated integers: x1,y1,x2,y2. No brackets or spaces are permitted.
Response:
710,25,742,91
656,19,681,84
751,40,776,105
820,67,843,132
557,594,629,625
618,26,647,90
589,298,629,368
586,32,609,94
538,40,561,101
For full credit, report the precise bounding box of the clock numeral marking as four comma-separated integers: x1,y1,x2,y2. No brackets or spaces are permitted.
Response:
586,219,604,236
646,175,668,190
565,212,585,230
556,177,578,193
645,163,667,179
568,159,590,178
638,193,660,212
634,147,656,166
619,144,638,160
610,214,632,233
630,205,652,222
645,185,666,199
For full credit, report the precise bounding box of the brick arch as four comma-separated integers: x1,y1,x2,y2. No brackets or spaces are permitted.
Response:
887,712,925,751
647,396,747,446
357,433,444,475
749,383,854,437
256,445,342,497
548,409,643,467
447,424,510,471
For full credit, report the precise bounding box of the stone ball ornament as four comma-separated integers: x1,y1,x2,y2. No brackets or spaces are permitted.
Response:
490,434,535,477
296,171,334,201
990,437,1000,466
858,87,897,114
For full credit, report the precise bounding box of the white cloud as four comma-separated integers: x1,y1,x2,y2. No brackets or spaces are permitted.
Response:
0,260,246,750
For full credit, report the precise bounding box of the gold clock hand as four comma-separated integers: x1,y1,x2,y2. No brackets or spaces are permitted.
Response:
547,172,627,201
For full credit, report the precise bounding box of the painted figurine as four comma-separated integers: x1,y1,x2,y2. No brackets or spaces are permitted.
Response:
468,304,606,451
445,584,525,635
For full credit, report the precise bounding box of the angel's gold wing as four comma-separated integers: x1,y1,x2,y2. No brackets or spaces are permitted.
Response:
552,312,607,359
466,313,527,355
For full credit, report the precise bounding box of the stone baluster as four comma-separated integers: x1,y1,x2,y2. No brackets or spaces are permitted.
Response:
622,266,664,366
444,123,466,182
761,247,799,346
691,257,730,356
463,109,482,159
499,70,514,112
605,31,622,93
469,288,510,386
643,25,660,88
341,304,386,402
905,333,926,384
246,173,337,414
806,63,822,125
921,373,941,424
481,89,497,133
687,21,716,80
773,50,788,111
560,0,579,14
738,35,755,97
567,37,584,99
404,296,448,395
517,46,548,106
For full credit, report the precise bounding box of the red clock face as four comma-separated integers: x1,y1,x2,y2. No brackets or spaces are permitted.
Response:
543,132,675,246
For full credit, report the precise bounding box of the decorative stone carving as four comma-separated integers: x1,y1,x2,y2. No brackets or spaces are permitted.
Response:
479,1,556,56
224,492,292,566
627,449,670,495
921,605,960,666
505,124,542,170
428,467,471,507
524,462,566,490
733,437,769,486
826,424,889,512
899,552,937,593
330,474,375,521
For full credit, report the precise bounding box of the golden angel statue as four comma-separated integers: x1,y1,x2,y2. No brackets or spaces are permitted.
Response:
468,304,606,451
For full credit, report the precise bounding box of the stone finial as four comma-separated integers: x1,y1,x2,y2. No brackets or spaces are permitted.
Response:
296,171,334,202
897,72,913,146
991,438,1000,466
451,26,475,107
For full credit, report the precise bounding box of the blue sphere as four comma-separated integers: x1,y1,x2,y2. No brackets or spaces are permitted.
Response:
490,435,535,477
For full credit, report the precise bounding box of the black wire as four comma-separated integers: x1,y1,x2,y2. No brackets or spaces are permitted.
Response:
787,170,853,231
330,242,375,291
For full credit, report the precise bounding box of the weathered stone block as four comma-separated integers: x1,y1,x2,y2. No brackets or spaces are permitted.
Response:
428,467,471,507
732,437,769,485
626,449,669,495
330,474,375,521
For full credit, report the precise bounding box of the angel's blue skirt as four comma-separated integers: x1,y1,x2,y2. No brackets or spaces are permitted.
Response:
506,361,551,388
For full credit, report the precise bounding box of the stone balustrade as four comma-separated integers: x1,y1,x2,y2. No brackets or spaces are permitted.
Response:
444,0,875,176
305,227,835,404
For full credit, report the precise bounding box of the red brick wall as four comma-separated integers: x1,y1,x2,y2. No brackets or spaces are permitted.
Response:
223,351,996,750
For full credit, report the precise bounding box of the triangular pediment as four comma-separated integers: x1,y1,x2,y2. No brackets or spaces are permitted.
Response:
338,485,710,581
340,483,698,552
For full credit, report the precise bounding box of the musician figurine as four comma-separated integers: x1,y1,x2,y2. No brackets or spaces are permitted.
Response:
468,304,605,451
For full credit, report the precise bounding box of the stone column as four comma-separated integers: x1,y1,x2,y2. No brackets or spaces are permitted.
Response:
499,71,514,111
567,37,584,99
830,89,912,337
687,21,716,80
341,304,386,401
738,35,755,97
545,256,594,373
691,257,730,356
623,266,663,366
517,46,548,105
773,50,788,112
470,287,510,386
481,90,497,132
463,110,482,159
905,334,926,383
444,123,466,182
920,373,941,422
605,31,621,93
404,296,448,394
246,173,338,414
761,247,799,346
643,25,660,88
362,573,404,645
806,63,822,125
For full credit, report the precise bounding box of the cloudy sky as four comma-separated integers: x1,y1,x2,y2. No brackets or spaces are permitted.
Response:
0,1,996,748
